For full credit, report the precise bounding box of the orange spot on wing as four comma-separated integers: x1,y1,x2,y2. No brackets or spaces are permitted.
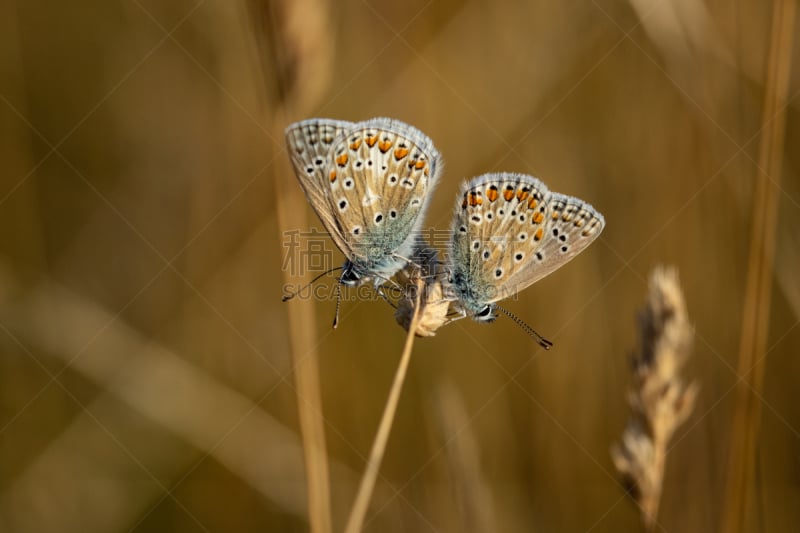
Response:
378,140,392,152
486,187,498,202
534,228,544,241
365,135,377,147
552,212,559,220
329,170,337,182
349,138,362,150
424,167,430,176
528,197,538,209
503,189,514,201
462,197,468,209
468,193,483,207
336,153,348,166
415,160,426,170
533,211,544,224
517,190,529,202
394,147,409,160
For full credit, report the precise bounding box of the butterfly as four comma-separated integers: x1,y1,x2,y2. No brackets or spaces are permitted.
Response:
284,118,443,321
397,172,604,346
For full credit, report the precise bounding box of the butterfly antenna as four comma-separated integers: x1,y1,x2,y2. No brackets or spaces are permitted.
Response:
496,305,553,350
282,266,343,302
332,276,343,329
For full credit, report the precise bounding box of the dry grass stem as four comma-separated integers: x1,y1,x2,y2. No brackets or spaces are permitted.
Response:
253,1,335,531
722,1,796,531
611,266,698,532
344,279,422,533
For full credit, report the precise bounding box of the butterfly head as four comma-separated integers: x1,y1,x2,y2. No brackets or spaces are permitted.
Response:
340,256,405,289
447,269,498,323
473,303,498,323
339,263,364,287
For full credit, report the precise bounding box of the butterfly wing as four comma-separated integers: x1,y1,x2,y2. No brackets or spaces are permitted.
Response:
327,117,443,270
503,191,604,294
449,173,604,308
285,118,355,253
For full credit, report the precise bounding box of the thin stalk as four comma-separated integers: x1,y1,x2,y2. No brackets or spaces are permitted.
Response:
721,1,796,532
256,0,336,530
344,280,422,533
273,110,333,533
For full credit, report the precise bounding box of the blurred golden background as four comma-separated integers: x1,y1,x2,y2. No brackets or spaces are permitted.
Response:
1,1,799,532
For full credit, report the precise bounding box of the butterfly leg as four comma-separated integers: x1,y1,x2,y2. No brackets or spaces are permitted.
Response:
375,286,398,309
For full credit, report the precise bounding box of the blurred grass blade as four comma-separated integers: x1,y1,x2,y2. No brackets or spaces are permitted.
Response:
250,1,335,531
721,1,796,532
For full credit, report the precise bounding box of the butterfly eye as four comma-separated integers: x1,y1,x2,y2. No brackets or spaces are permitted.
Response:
477,306,492,318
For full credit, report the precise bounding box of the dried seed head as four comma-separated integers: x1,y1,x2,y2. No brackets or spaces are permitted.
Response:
395,246,452,337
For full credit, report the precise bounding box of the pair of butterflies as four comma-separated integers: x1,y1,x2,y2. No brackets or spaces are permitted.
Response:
284,117,604,346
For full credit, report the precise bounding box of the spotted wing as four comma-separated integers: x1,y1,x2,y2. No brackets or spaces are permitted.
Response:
327,117,443,262
285,118,355,252
450,172,604,305
504,191,605,294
